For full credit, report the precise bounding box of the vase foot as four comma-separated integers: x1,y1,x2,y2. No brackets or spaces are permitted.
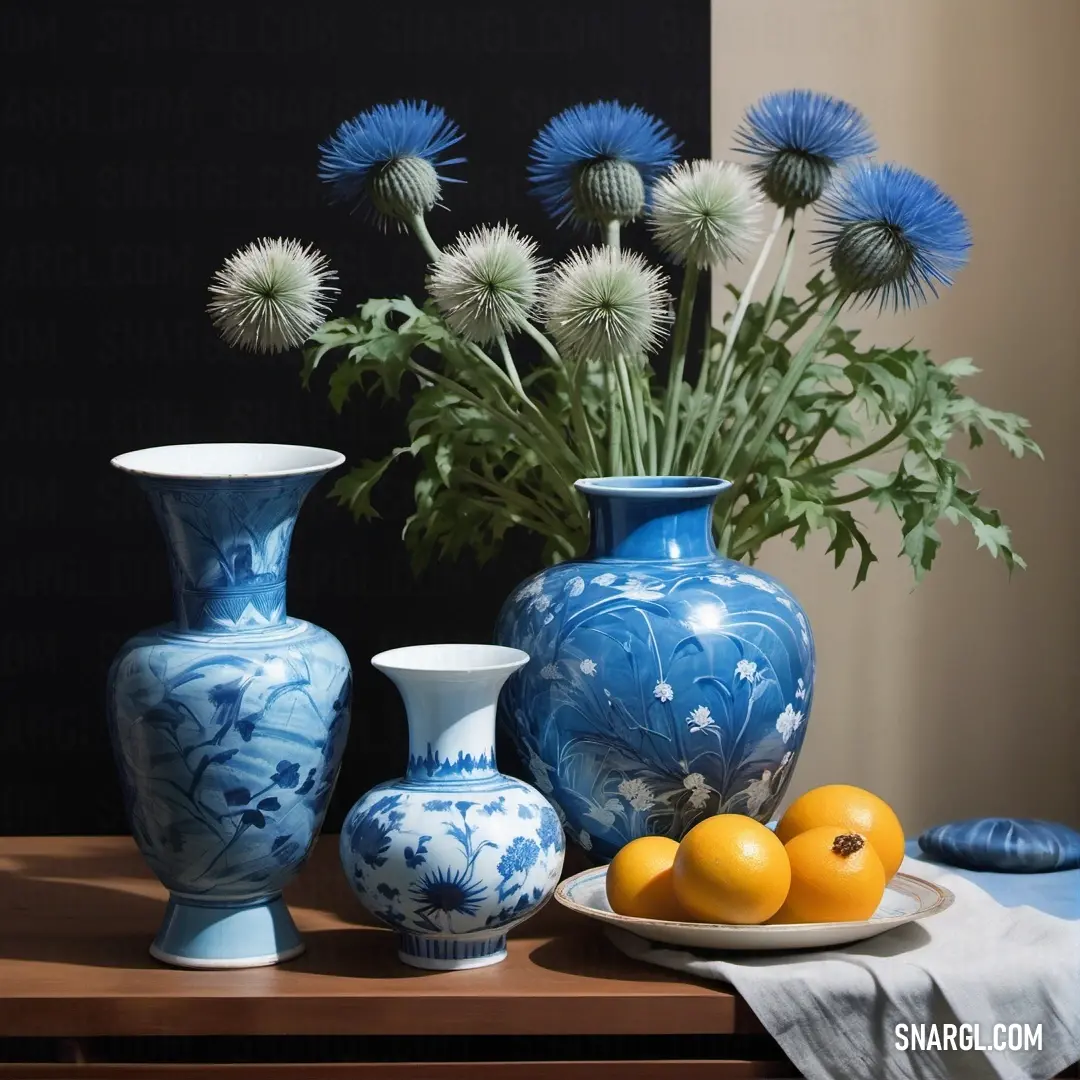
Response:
396,931,508,971
149,893,304,969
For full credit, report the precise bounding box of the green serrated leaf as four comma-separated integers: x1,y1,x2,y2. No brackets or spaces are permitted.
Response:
900,502,942,579
851,468,892,489
825,518,854,567
301,317,367,386
823,508,878,585
327,359,361,413
330,457,399,521
944,491,1023,568
940,356,980,377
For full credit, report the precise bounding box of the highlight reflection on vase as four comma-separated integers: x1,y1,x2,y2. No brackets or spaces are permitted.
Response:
106,443,352,969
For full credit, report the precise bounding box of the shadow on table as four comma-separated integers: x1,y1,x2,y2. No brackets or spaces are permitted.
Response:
291,926,439,980
0,853,433,977
0,849,167,969
525,927,723,985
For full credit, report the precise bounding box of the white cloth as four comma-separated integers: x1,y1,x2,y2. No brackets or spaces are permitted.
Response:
605,855,1080,1080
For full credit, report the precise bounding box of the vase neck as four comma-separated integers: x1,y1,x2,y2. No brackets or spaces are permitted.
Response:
139,474,319,633
372,646,528,785
577,476,730,562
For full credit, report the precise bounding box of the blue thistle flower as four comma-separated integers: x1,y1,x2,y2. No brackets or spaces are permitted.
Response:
817,162,972,309
318,100,465,226
528,101,679,228
735,89,875,211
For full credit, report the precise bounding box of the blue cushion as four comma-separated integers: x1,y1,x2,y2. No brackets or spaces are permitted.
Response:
917,817,1080,873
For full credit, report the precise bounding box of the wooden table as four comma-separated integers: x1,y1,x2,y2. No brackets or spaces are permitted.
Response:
0,836,793,1078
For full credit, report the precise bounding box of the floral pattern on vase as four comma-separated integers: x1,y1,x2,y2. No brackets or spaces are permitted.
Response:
340,644,564,970
107,444,352,968
494,476,814,862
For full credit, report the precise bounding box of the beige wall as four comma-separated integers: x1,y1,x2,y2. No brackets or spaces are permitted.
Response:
711,0,1080,833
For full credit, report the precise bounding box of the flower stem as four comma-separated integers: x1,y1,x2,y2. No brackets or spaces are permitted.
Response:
824,485,875,507
494,334,591,476
453,468,575,541
495,333,529,400
719,292,848,524
630,362,656,474
466,341,517,393
607,365,624,474
406,359,576,489
614,354,647,474
669,298,716,472
686,206,786,477
631,362,648,452
522,343,598,478
598,220,631,472
569,358,602,476
713,216,800,480
718,289,828,480
522,320,566,371
729,519,792,560
645,373,659,475
408,212,441,263
790,394,855,468
520,320,601,474
754,211,799,346
797,405,919,481
659,261,700,475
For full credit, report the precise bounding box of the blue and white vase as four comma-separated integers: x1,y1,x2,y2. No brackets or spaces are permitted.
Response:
340,644,565,971
494,476,814,862
107,443,352,969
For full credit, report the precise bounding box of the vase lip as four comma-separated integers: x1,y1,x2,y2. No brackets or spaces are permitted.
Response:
575,475,731,499
110,443,345,480
372,643,529,678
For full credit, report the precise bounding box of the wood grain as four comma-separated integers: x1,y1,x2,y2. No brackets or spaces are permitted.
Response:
0,836,748,1039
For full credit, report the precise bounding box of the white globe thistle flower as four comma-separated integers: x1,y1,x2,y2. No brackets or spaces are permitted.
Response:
428,224,546,343
207,238,338,354
542,246,672,363
648,160,762,268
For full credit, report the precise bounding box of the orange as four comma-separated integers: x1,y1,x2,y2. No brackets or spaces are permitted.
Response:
672,814,790,925
770,826,886,923
776,784,905,879
606,836,685,921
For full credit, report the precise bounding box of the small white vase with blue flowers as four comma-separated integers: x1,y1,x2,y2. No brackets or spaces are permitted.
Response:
340,644,565,970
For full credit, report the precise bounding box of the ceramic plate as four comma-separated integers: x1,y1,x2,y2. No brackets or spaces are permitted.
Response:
555,866,954,951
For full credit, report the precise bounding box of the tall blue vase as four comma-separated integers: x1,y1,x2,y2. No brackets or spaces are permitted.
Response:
107,443,352,968
494,476,814,862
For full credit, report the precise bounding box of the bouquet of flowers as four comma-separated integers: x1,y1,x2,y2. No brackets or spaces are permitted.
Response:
208,91,1040,582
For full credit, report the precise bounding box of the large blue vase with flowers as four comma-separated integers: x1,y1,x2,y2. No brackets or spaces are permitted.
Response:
201,87,1031,870
106,443,352,968
494,477,813,862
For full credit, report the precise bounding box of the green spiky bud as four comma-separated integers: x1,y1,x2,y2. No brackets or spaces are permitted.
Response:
571,159,646,224
830,220,915,297
761,150,833,211
368,155,441,221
